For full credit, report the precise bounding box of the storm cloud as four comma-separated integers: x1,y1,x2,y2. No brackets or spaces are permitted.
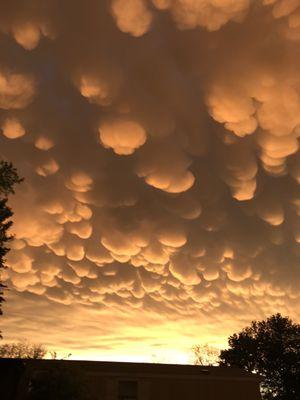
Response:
0,0,299,359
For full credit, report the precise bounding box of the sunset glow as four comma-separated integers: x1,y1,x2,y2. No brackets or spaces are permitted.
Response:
0,0,299,362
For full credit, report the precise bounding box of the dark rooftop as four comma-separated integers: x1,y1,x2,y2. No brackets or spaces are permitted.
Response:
0,358,260,381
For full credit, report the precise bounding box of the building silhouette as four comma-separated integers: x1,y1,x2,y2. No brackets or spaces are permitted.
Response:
0,358,262,399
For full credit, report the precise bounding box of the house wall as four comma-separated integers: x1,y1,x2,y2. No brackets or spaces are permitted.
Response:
84,373,262,400
0,360,262,400
0,359,25,400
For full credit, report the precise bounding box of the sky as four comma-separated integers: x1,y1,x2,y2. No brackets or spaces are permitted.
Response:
0,0,300,363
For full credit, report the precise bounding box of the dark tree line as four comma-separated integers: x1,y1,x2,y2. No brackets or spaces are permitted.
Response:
193,314,300,400
219,314,300,400
0,160,22,337
0,342,47,359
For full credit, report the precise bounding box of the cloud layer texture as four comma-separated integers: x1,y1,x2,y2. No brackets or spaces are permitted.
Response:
0,0,299,337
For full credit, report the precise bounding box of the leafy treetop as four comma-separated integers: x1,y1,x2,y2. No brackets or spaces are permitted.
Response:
0,160,23,338
219,313,300,400
0,161,23,197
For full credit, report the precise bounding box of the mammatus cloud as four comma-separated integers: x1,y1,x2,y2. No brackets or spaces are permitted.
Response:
2,118,25,139
111,0,154,37
99,119,147,155
0,0,299,359
0,70,35,110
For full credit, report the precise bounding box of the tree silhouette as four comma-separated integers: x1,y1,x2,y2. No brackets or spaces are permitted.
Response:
0,341,47,359
219,314,300,400
0,161,23,337
192,344,220,366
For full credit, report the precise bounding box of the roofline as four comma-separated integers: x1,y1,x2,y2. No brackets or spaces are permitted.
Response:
0,358,262,381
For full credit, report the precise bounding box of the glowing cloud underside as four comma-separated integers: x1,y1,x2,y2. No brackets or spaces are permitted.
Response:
0,0,299,361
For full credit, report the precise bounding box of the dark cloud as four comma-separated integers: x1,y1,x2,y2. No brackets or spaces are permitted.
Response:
0,0,299,360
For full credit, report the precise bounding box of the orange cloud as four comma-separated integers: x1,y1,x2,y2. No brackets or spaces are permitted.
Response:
0,0,299,362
